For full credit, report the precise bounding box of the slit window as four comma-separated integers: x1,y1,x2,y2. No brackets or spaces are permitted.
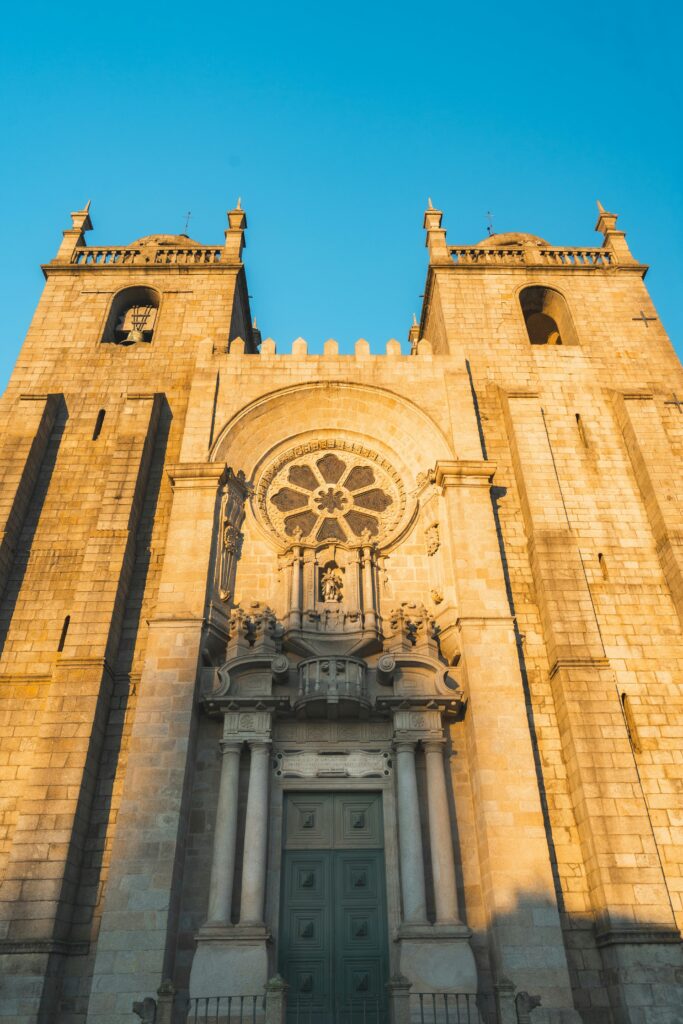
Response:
92,409,105,440
57,615,70,652
621,692,641,753
598,553,608,579
576,413,588,448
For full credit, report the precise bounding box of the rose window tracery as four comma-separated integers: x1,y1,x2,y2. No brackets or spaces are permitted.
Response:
255,442,405,548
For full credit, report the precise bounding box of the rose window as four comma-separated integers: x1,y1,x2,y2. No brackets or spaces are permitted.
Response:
255,444,405,547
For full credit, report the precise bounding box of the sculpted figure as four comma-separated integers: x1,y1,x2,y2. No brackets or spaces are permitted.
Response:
321,567,343,602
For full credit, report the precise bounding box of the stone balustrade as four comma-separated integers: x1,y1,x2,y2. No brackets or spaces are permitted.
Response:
70,244,223,265
449,244,613,267
297,656,367,700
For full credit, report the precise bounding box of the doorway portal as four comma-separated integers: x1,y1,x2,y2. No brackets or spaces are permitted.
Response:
279,792,389,1024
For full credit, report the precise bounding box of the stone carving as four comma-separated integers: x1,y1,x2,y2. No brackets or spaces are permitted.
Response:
387,603,439,652
430,588,444,605
321,567,343,602
228,603,282,652
515,992,542,1024
425,522,440,555
273,748,392,778
132,998,156,1024
217,469,250,602
255,440,406,548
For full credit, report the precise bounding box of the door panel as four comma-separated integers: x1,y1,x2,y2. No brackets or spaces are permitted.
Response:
280,794,388,1024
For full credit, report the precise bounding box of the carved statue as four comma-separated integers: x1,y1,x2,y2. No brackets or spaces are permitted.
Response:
321,567,343,602
515,991,541,1023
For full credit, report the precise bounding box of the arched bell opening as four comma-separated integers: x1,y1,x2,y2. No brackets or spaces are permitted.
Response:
520,285,578,346
102,285,160,345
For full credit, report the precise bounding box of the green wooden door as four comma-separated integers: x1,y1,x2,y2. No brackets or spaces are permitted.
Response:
280,794,389,1024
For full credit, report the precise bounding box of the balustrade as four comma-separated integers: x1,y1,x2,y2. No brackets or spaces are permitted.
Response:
449,244,613,268
70,245,223,266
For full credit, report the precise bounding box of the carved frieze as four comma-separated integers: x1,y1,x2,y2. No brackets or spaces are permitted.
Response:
273,748,392,778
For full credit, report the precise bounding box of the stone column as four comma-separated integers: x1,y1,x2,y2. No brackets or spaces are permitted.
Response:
361,544,377,630
206,739,242,925
289,544,302,629
423,738,460,924
394,740,427,924
239,739,271,926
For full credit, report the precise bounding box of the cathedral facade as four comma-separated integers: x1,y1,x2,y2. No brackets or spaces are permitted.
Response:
0,201,681,1024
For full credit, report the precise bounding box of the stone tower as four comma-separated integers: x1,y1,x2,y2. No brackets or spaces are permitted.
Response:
0,200,681,1024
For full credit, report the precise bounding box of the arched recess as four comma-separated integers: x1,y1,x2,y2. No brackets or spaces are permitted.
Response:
102,285,160,345
210,382,455,493
519,285,578,346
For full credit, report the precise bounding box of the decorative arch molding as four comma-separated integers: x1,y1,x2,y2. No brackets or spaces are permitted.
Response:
209,381,455,481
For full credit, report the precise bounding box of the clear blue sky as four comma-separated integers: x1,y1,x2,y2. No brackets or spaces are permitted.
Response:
1,1,681,386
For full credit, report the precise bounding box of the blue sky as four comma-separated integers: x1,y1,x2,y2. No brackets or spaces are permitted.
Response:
1,1,681,386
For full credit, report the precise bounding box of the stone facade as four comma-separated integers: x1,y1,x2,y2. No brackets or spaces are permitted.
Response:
0,199,681,1024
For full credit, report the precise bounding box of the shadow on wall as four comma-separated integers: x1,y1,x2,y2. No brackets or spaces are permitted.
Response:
52,400,173,1019
125,893,683,1024
0,396,68,660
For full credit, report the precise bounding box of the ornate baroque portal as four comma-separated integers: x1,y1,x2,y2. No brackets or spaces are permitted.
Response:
190,436,478,1015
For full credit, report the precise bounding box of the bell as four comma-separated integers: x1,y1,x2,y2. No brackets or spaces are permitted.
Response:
127,329,144,343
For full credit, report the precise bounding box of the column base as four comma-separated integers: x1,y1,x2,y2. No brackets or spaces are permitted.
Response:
190,924,270,998
395,923,478,994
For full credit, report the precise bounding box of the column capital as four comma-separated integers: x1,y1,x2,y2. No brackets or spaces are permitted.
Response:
219,739,243,756
246,736,272,751
422,737,447,753
393,738,418,754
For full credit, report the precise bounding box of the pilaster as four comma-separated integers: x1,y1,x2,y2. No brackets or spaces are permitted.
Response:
86,461,229,1023
501,390,682,1023
434,458,581,1018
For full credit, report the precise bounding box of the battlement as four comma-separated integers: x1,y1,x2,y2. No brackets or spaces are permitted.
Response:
226,336,432,357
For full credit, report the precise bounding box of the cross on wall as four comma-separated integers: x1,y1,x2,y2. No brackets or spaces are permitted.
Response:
632,310,657,327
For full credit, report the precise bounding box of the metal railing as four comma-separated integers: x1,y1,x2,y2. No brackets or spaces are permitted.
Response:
187,995,266,1023
410,993,482,1024
287,997,387,1024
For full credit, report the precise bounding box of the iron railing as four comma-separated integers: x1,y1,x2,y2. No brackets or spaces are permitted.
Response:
187,995,266,1023
287,997,387,1024
410,993,483,1024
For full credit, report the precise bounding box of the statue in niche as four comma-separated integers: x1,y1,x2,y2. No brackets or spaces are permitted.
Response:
320,566,343,602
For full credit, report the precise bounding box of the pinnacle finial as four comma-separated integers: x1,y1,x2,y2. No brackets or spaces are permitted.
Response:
252,317,258,329
412,313,418,326
428,197,434,209
237,196,242,209
84,199,91,212
596,199,605,214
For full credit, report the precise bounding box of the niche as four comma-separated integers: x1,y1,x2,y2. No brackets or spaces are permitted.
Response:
520,286,578,346
102,286,159,345
319,561,343,603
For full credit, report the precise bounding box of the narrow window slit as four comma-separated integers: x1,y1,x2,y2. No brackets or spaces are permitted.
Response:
58,615,70,652
598,552,608,579
92,409,105,440
621,693,641,753
576,413,589,448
